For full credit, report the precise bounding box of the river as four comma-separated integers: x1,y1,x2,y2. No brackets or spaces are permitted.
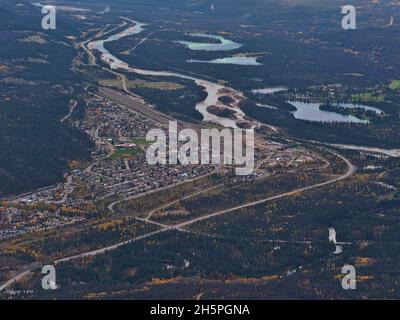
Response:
88,21,251,129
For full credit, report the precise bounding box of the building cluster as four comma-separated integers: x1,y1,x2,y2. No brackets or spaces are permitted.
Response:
0,93,318,240
0,94,218,239
0,205,84,240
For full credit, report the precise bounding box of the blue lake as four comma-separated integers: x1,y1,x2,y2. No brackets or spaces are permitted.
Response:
290,101,383,124
177,33,242,51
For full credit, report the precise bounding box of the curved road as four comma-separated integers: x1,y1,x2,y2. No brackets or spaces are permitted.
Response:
0,150,356,292
0,20,358,293
175,152,355,229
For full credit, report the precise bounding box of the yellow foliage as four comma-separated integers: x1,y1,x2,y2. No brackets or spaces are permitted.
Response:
151,277,182,285
262,275,280,281
98,219,123,231
356,257,377,266
85,292,107,299
358,275,374,282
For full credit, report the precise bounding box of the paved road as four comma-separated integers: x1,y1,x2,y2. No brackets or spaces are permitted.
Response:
107,168,221,213
60,99,77,123
0,20,358,292
144,184,223,220
0,270,32,292
0,263,40,292
309,141,400,158
100,87,205,132
0,151,356,292
54,229,166,264
175,152,355,229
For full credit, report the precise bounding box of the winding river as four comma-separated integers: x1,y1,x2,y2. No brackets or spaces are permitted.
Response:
88,21,249,129
87,20,386,130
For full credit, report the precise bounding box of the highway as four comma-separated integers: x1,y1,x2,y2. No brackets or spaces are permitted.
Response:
0,270,32,292
0,263,40,292
0,18,358,293
174,152,356,229
60,99,77,123
54,229,166,264
0,150,356,292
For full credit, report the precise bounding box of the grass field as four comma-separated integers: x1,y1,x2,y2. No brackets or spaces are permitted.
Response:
351,91,385,102
99,78,122,86
110,148,142,160
132,137,152,146
99,78,184,90
110,138,151,160
389,80,400,90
